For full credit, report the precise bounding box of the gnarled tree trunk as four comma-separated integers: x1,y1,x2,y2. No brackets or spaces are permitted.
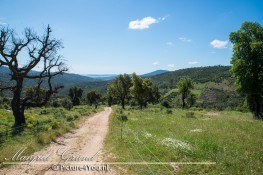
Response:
11,78,26,127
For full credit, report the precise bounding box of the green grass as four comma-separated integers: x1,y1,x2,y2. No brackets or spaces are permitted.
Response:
105,105,263,174
0,105,102,167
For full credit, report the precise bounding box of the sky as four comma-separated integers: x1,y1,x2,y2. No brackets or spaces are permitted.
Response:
0,0,263,74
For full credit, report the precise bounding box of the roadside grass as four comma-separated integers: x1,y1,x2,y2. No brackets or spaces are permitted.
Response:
0,105,102,167
104,105,263,174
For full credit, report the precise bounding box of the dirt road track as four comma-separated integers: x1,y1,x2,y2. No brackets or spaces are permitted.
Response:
0,107,115,175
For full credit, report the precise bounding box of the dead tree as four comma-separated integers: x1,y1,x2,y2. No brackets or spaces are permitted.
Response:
0,25,68,127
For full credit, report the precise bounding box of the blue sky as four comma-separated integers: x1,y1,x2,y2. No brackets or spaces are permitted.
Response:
1,0,263,74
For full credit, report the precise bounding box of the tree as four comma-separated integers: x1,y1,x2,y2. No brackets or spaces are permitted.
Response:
25,87,46,107
130,73,145,109
69,86,83,106
86,90,101,106
177,76,194,109
107,74,131,109
141,78,160,107
0,25,68,127
61,97,73,110
130,73,160,109
229,21,263,119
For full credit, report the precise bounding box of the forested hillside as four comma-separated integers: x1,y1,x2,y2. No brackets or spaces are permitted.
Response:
151,65,232,90
150,66,245,111
1,65,245,110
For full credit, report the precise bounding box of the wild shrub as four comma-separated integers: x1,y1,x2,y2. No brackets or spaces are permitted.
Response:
166,109,173,114
62,97,73,110
66,114,74,121
161,100,171,108
185,112,195,118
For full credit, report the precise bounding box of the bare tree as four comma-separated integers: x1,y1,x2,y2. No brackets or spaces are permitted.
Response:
0,25,68,127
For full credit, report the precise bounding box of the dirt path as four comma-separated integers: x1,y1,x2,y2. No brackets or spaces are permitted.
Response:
0,107,115,175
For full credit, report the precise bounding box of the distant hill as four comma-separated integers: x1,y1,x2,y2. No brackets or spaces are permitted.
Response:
83,74,117,81
0,66,103,96
150,66,232,89
141,70,169,77
84,70,169,80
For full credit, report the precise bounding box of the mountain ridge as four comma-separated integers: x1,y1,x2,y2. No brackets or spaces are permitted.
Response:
83,69,170,80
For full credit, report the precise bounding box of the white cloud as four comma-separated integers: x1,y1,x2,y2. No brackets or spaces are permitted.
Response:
166,42,173,46
210,39,228,49
179,37,191,42
167,64,175,68
188,61,200,65
152,61,159,66
129,16,159,30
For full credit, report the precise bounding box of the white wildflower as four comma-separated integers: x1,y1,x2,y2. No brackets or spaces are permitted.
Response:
161,138,191,151
190,129,203,133
143,131,153,138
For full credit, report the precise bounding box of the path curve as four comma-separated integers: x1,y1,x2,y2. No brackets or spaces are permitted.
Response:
0,107,114,175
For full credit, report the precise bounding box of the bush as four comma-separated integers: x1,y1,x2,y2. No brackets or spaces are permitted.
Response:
185,112,195,118
62,97,73,110
166,109,173,114
66,114,74,121
161,100,171,108
49,97,62,107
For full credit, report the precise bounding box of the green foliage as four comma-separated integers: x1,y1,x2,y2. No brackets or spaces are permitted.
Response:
86,90,101,106
229,21,263,119
130,73,160,109
151,66,232,92
48,96,62,107
161,100,171,108
61,97,73,110
166,109,173,114
199,88,245,110
107,74,131,109
177,76,194,109
118,114,128,122
24,87,47,107
0,97,11,110
69,86,83,106
130,73,144,108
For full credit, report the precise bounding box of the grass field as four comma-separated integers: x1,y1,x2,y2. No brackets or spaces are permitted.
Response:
0,105,102,167
105,105,263,174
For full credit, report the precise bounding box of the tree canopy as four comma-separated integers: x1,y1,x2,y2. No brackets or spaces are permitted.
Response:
86,90,101,106
177,76,194,109
229,21,263,119
130,73,160,109
69,86,83,106
107,74,131,109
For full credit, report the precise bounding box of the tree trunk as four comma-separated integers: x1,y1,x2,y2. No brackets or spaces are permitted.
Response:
11,78,26,127
121,98,125,109
139,102,143,110
182,94,186,109
252,95,263,120
144,101,147,108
